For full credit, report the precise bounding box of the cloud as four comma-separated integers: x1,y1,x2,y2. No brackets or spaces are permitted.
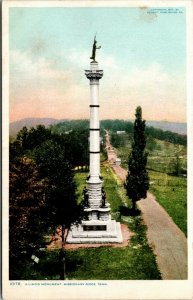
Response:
9,49,186,123
65,48,89,68
60,47,119,72
9,50,89,122
10,50,71,82
100,61,186,122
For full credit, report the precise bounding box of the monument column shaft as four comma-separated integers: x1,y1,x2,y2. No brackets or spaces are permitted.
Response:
85,62,103,184
89,81,100,180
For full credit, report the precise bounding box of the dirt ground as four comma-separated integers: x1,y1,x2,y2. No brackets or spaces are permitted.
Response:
47,224,134,250
138,193,187,279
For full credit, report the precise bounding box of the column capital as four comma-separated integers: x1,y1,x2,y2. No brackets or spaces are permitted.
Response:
85,69,103,80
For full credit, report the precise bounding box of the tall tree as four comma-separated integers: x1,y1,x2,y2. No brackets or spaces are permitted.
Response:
125,106,149,211
10,127,85,279
9,156,46,279
33,140,84,279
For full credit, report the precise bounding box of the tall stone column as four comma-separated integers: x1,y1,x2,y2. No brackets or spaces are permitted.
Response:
85,62,103,184
66,59,123,244
85,62,105,213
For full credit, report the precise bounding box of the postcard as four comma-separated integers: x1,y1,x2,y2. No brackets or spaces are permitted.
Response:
2,0,193,299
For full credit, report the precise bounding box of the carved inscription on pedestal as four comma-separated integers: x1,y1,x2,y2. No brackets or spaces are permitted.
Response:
83,225,107,231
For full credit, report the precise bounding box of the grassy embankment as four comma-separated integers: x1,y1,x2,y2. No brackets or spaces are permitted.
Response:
149,171,187,236
114,134,187,236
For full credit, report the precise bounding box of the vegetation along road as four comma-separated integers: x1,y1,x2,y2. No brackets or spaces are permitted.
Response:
106,131,187,279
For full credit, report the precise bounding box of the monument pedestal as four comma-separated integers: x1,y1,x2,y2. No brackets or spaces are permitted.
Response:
67,220,122,244
67,180,123,243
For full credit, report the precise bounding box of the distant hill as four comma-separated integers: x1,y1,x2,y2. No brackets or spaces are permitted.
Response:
146,121,187,135
10,118,62,136
10,118,187,136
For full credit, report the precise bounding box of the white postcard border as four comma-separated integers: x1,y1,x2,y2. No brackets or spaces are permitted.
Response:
2,1,193,299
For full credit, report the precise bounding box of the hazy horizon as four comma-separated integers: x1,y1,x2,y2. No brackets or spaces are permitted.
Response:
10,7,186,123
10,116,187,124
9,117,187,137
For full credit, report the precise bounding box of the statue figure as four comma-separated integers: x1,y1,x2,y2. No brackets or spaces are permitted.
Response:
101,187,107,208
83,186,89,207
90,35,101,62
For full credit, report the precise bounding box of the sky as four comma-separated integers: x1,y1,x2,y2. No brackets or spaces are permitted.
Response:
9,6,186,123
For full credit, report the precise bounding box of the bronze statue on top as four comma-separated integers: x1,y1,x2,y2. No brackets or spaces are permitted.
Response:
90,35,101,62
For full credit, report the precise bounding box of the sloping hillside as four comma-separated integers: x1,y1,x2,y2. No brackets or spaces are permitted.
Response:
10,118,187,136
10,118,62,136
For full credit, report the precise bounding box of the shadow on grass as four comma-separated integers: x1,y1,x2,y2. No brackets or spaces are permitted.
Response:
38,252,84,278
119,205,141,217
40,258,61,276
66,255,84,273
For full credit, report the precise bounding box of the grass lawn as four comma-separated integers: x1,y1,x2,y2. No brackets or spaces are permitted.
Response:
74,171,87,204
17,163,161,280
40,166,161,280
149,171,187,236
115,137,187,174
65,239,160,280
21,236,160,280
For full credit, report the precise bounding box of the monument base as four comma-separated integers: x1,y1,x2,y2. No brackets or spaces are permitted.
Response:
66,220,123,244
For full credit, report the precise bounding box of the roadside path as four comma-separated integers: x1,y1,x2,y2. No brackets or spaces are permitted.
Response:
105,132,187,279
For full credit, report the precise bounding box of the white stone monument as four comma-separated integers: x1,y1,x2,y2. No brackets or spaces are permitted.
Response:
67,39,122,243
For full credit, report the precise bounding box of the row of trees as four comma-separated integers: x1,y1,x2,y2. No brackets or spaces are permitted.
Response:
9,125,88,279
145,126,186,146
12,125,89,169
101,119,133,133
49,119,187,146
50,119,89,135
102,120,186,146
